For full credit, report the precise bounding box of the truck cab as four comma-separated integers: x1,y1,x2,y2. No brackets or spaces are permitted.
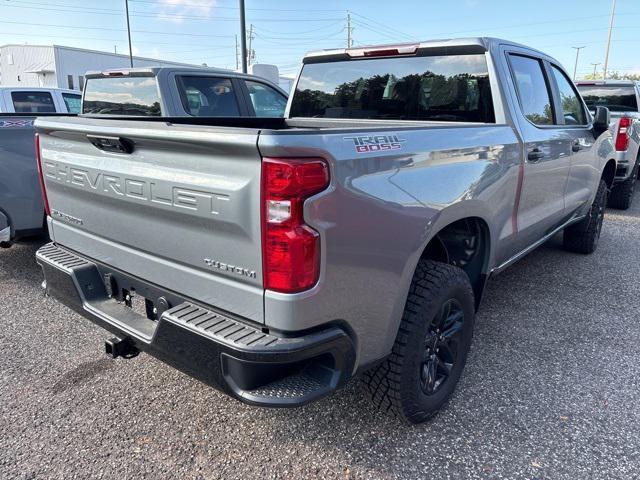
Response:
0,87,81,114
82,67,288,117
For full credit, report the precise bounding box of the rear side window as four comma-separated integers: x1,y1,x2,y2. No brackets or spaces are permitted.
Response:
245,80,287,117
290,54,495,122
550,66,586,125
83,76,161,115
509,54,553,126
178,76,240,116
11,91,56,113
62,93,81,113
577,85,638,113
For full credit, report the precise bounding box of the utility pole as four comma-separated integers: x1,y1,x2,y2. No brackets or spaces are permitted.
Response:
571,46,585,81
603,0,616,79
239,0,247,73
125,0,133,67
591,62,601,79
346,12,353,48
247,23,254,67
235,35,239,70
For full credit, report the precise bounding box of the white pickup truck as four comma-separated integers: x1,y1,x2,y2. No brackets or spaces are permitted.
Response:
576,80,640,209
0,87,81,114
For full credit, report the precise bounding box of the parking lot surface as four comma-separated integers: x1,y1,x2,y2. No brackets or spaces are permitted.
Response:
1,194,639,480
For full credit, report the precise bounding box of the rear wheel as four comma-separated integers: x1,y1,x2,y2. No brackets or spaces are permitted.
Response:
363,260,475,424
563,179,607,254
608,163,638,210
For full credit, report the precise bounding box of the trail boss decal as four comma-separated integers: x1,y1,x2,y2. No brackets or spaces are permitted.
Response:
343,134,406,153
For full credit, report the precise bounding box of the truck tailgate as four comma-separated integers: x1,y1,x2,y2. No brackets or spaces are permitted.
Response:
35,117,265,322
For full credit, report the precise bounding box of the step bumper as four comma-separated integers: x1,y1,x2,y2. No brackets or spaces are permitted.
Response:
36,242,356,407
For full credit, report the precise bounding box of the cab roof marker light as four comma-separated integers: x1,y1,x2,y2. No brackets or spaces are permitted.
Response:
101,70,130,76
347,44,419,58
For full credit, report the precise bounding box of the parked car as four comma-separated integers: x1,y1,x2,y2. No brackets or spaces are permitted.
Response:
0,69,288,247
0,87,81,114
0,87,80,246
82,67,288,117
576,80,640,209
35,38,614,423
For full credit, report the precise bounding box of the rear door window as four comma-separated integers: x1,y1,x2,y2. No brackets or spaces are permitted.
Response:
576,84,638,113
550,66,587,125
62,93,82,113
508,54,554,126
83,76,161,115
177,76,240,116
11,91,56,113
244,81,287,117
290,54,495,122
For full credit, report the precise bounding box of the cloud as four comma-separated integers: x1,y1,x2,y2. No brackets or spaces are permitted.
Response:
156,0,217,23
132,46,140,55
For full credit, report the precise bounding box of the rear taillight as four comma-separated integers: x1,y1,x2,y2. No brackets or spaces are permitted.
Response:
34,133,50,216
615,117,632,151
261,157,330,293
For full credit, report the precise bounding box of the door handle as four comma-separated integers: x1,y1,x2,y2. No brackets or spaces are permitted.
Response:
571,141,582,152
527,148,544,162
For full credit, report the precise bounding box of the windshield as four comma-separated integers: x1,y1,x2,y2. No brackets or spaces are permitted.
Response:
289,54,495,122
576,85,638,113
82,76,161,115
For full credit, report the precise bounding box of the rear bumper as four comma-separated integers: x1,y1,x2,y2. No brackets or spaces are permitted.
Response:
0,227,9,244
36,242,356,407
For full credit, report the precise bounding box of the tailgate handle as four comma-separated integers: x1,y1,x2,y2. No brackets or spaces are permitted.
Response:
87,134,134,154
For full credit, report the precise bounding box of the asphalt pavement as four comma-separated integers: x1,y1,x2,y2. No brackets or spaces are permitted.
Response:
1,193,639,479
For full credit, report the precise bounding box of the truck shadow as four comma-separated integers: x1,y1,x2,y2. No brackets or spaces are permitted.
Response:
239,190,640,474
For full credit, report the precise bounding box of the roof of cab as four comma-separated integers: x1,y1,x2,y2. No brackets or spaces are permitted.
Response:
303,37,551,62
86,66,267,82
576,79,639,87
0,87,80,94
84,66,287,94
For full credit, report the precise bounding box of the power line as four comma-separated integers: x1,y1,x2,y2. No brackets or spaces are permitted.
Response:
1,2,344,22
0,30,234,48
129,0,344,12
0,19,233,37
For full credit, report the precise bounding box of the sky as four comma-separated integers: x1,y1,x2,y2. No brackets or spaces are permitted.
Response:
0,0,638,79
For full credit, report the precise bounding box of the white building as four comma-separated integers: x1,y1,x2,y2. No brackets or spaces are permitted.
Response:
0,44,197,90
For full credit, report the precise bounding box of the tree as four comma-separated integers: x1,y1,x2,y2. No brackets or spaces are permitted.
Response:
581,71,640,81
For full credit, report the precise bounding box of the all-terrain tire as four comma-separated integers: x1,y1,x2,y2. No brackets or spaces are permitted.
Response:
362,260,475,424
563,179,607,254
608,163,638,210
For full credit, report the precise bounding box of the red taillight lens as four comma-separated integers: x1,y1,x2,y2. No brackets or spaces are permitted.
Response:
261,158,330,293
615,117,632,151
34,133,50,216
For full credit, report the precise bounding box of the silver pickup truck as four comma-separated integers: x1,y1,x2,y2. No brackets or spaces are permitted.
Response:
576,80,640,209
35,38,614,424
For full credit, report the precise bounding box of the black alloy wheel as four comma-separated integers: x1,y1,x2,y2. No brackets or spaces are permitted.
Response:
420,299,465,395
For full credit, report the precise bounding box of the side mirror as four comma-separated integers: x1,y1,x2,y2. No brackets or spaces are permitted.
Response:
592,106,610,138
